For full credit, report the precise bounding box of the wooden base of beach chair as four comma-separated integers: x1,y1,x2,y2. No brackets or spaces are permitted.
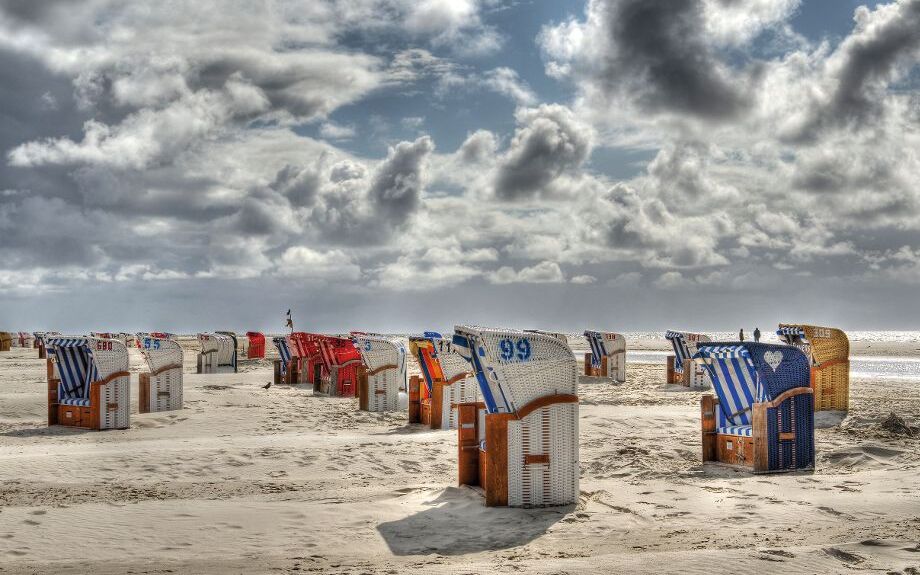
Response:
48,372,130,431
458,395,578,507
273,359,302,385
666,355,677,383
812,362,849,411
583,353,609,377
38,344,47,359
409,376,422,423
702,392,814,473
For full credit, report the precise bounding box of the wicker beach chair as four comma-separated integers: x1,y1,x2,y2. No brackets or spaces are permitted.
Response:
46,336,130,430
453,326,579,508
696,342,815,473
354,334,406,412
272,333,311,385
18,332,33,348
138,335,183,413
246,332,266,359
408,332,477,429
313,335,362,397
665,330,711,387
583,331,626,382
0,332,11,352
777,325,849,411
196,333,237,374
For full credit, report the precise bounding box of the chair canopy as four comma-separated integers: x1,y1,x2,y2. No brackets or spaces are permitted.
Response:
452,326,577,415
777,324,849,366
139,335,183,372
409,331,471,394
314,334,362,369
272,335,296,375
584,331,626,368
48,336,128,404
197,333,236,369
353,334,407,375
665,330,711,373
695,342,809,429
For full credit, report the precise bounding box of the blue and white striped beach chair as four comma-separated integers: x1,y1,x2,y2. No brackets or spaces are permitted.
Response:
583,330,626,382
696,342,814,472
453,326,578,507
665,330,711,386
46,336,130,430
272,335,298,384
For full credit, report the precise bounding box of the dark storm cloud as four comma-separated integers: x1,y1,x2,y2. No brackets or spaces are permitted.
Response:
493,105,592,200
270,164,322,208
369,136,434,220
599,0,750,120
796,0,920,138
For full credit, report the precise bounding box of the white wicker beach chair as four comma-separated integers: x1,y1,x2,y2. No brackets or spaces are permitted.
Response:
138,335,183,413
408,332,477,429
46,336,130,430
665,330,711,387
453,326,579,508
354,335,406,412
196,333,237,374
583,330,626,382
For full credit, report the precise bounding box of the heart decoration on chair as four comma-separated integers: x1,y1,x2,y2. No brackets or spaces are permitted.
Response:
764,350,783,372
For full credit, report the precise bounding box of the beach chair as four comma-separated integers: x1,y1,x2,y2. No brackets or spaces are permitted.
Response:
696,342,815,473
777,324,850,411
18,332,33,348
583,331,626,382
246,332,266,359
196,333,237,374
313,335,362,397
354,335,406,412
272,333,311,385
34,332,58,358
453,326,579,508
295,333,323,386
665,330,711,387
46,336,130,430
138,335,183,413
0,332,11,351
408,332,477,429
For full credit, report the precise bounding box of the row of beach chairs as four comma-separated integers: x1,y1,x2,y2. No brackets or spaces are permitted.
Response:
23,324,849,508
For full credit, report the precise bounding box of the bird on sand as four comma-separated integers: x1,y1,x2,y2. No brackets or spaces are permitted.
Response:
262,381,272,389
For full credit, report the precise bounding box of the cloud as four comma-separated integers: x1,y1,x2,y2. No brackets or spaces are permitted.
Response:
570,274,597,284
493,104,593,200
482,67,537,105
278,246,361,281
487,261,566,284
540,0,758,121
319,122,356,140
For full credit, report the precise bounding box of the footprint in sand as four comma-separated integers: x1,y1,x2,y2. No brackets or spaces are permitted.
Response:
823,547,865,565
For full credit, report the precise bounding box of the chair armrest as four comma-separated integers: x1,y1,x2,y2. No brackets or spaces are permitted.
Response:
761,387,813,410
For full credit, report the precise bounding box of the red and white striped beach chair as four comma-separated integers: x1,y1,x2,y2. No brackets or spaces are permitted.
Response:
313,335,362,397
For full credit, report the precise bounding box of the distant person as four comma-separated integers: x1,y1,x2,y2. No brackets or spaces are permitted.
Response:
754,327,761,342
739,328,745,341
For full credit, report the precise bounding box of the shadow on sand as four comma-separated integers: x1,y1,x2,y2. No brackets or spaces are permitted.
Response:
0,425,96,438
377,486,574,555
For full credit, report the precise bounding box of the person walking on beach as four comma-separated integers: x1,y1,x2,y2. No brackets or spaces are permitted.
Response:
739,328,745,341
754,327,761,342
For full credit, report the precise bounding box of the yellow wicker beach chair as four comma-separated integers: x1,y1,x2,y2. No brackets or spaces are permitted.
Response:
777,324,849,411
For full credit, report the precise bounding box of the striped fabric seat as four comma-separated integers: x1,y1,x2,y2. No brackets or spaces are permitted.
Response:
585,331,607,368
665,330,694,373
273,337,292,375
719,425,753,437
695,345,764,427
777,326,806,337
47,338,99,405
60,398,91,407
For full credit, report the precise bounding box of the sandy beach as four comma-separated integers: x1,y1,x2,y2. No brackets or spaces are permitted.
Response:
1,336,918,574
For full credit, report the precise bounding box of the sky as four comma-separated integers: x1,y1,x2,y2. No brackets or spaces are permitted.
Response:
0,0,919,335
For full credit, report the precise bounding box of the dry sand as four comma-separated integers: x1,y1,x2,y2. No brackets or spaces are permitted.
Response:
0,338,918,574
